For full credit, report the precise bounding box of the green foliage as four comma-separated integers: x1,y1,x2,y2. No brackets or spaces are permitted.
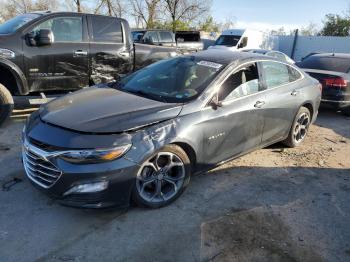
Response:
321,14,350,36
153,20,191,31
199,16,219,32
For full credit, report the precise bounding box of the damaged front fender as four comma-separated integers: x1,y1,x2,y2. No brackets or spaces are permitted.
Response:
123,119,180,165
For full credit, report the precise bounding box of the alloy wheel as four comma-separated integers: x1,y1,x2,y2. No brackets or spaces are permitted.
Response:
136,152,186,204
293,112,310,143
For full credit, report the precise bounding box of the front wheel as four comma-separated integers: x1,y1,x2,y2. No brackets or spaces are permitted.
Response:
0,83,14,127
132,145,191,208
282,106,311,148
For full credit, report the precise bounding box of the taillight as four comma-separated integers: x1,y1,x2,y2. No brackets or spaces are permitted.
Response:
322,77,348,89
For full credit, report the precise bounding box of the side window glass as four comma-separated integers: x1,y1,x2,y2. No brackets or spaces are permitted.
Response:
33,17,83,42
91,16,122,43
144,32,158,44
262,61,290,89
159,32,173,42
288,66,302,82
219,63,261,101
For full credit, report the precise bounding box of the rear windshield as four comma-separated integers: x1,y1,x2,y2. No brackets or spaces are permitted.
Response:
215,35,241,47
0,13,41,34
298,56,350,73
176,32,200,42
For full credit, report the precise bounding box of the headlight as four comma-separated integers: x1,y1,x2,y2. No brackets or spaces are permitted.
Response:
0,48,15,58
60,144,131,164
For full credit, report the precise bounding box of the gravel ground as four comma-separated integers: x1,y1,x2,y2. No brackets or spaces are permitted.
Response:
0,108,349,262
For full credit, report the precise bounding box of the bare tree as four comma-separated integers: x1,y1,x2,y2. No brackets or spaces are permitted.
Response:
163,0,211,32
94,0,127,17
300,22,319,36
72,0,82,12
131,0,161,28
0,0,58,21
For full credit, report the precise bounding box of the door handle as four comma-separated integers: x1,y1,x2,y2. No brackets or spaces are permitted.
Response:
254,101,265,108
74,50,88,57
291,89,300,96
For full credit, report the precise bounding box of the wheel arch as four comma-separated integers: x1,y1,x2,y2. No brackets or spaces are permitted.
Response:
171,141,197,170
301,102,314,119
0,58,29,95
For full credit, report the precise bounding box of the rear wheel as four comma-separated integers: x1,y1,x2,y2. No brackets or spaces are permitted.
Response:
0,84,14,127
132,145,191,208
282,106,311,148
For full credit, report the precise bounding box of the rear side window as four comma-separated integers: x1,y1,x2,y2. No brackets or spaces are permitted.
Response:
298,56,350,73
262,61,294,89
90,16,122,43
159,31,173,42
288,66,302,82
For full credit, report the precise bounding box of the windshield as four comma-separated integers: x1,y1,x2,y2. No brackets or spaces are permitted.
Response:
0,14,41,34
297,56,350,73
215,35,241,46
116,56,225,103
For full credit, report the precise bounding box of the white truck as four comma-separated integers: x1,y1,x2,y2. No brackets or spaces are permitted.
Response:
208,29,277,51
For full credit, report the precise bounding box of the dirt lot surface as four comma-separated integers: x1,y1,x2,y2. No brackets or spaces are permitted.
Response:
0,108,349,262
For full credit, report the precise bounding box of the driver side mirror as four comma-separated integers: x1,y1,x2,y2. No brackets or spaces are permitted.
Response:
35,29,54,46
208,93,223,110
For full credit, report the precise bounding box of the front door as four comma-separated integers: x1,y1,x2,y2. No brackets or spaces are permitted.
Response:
23,14,89,92
200,62,266,165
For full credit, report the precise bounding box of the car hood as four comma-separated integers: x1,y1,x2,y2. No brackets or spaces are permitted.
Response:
40,87,183,133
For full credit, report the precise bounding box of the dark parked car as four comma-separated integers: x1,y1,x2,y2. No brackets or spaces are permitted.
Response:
0,12,180,126
297,53,350,115
243,49,295,64
22,51,321,209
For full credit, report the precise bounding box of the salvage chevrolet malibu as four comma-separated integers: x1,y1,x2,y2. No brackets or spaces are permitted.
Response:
22,50,321,208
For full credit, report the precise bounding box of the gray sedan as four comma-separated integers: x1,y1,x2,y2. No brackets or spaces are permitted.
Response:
22,50,321,208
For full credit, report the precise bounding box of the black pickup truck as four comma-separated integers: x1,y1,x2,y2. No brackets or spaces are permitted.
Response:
0,12,179,125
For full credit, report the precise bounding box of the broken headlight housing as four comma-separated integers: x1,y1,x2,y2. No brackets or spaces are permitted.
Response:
60,144,131,164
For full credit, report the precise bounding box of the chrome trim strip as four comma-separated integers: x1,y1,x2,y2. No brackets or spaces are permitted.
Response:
22,139,63,189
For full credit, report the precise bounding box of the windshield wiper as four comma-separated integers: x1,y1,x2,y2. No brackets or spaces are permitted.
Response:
130,90,168,103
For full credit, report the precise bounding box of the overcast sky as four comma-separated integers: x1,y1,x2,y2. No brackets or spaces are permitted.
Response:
212,0,350,30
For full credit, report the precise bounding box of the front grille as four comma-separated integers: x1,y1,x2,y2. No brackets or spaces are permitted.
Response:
23,146,62,188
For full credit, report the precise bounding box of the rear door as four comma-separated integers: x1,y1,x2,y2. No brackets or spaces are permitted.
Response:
259,61,304,145
23,14,89,92
87,15,131,84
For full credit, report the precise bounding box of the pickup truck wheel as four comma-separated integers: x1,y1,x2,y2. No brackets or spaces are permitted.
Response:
0,84,14,127
282,106,311,148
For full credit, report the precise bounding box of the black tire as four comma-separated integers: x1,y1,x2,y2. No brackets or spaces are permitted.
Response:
0,83,14,127
342,107,350,117
282,106,311,148
132,144,191,208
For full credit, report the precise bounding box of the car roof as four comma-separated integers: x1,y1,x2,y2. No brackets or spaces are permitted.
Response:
29,11,119,18
189,50,270,65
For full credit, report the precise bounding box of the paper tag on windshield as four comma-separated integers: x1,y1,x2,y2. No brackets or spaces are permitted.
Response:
197,61,223,69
